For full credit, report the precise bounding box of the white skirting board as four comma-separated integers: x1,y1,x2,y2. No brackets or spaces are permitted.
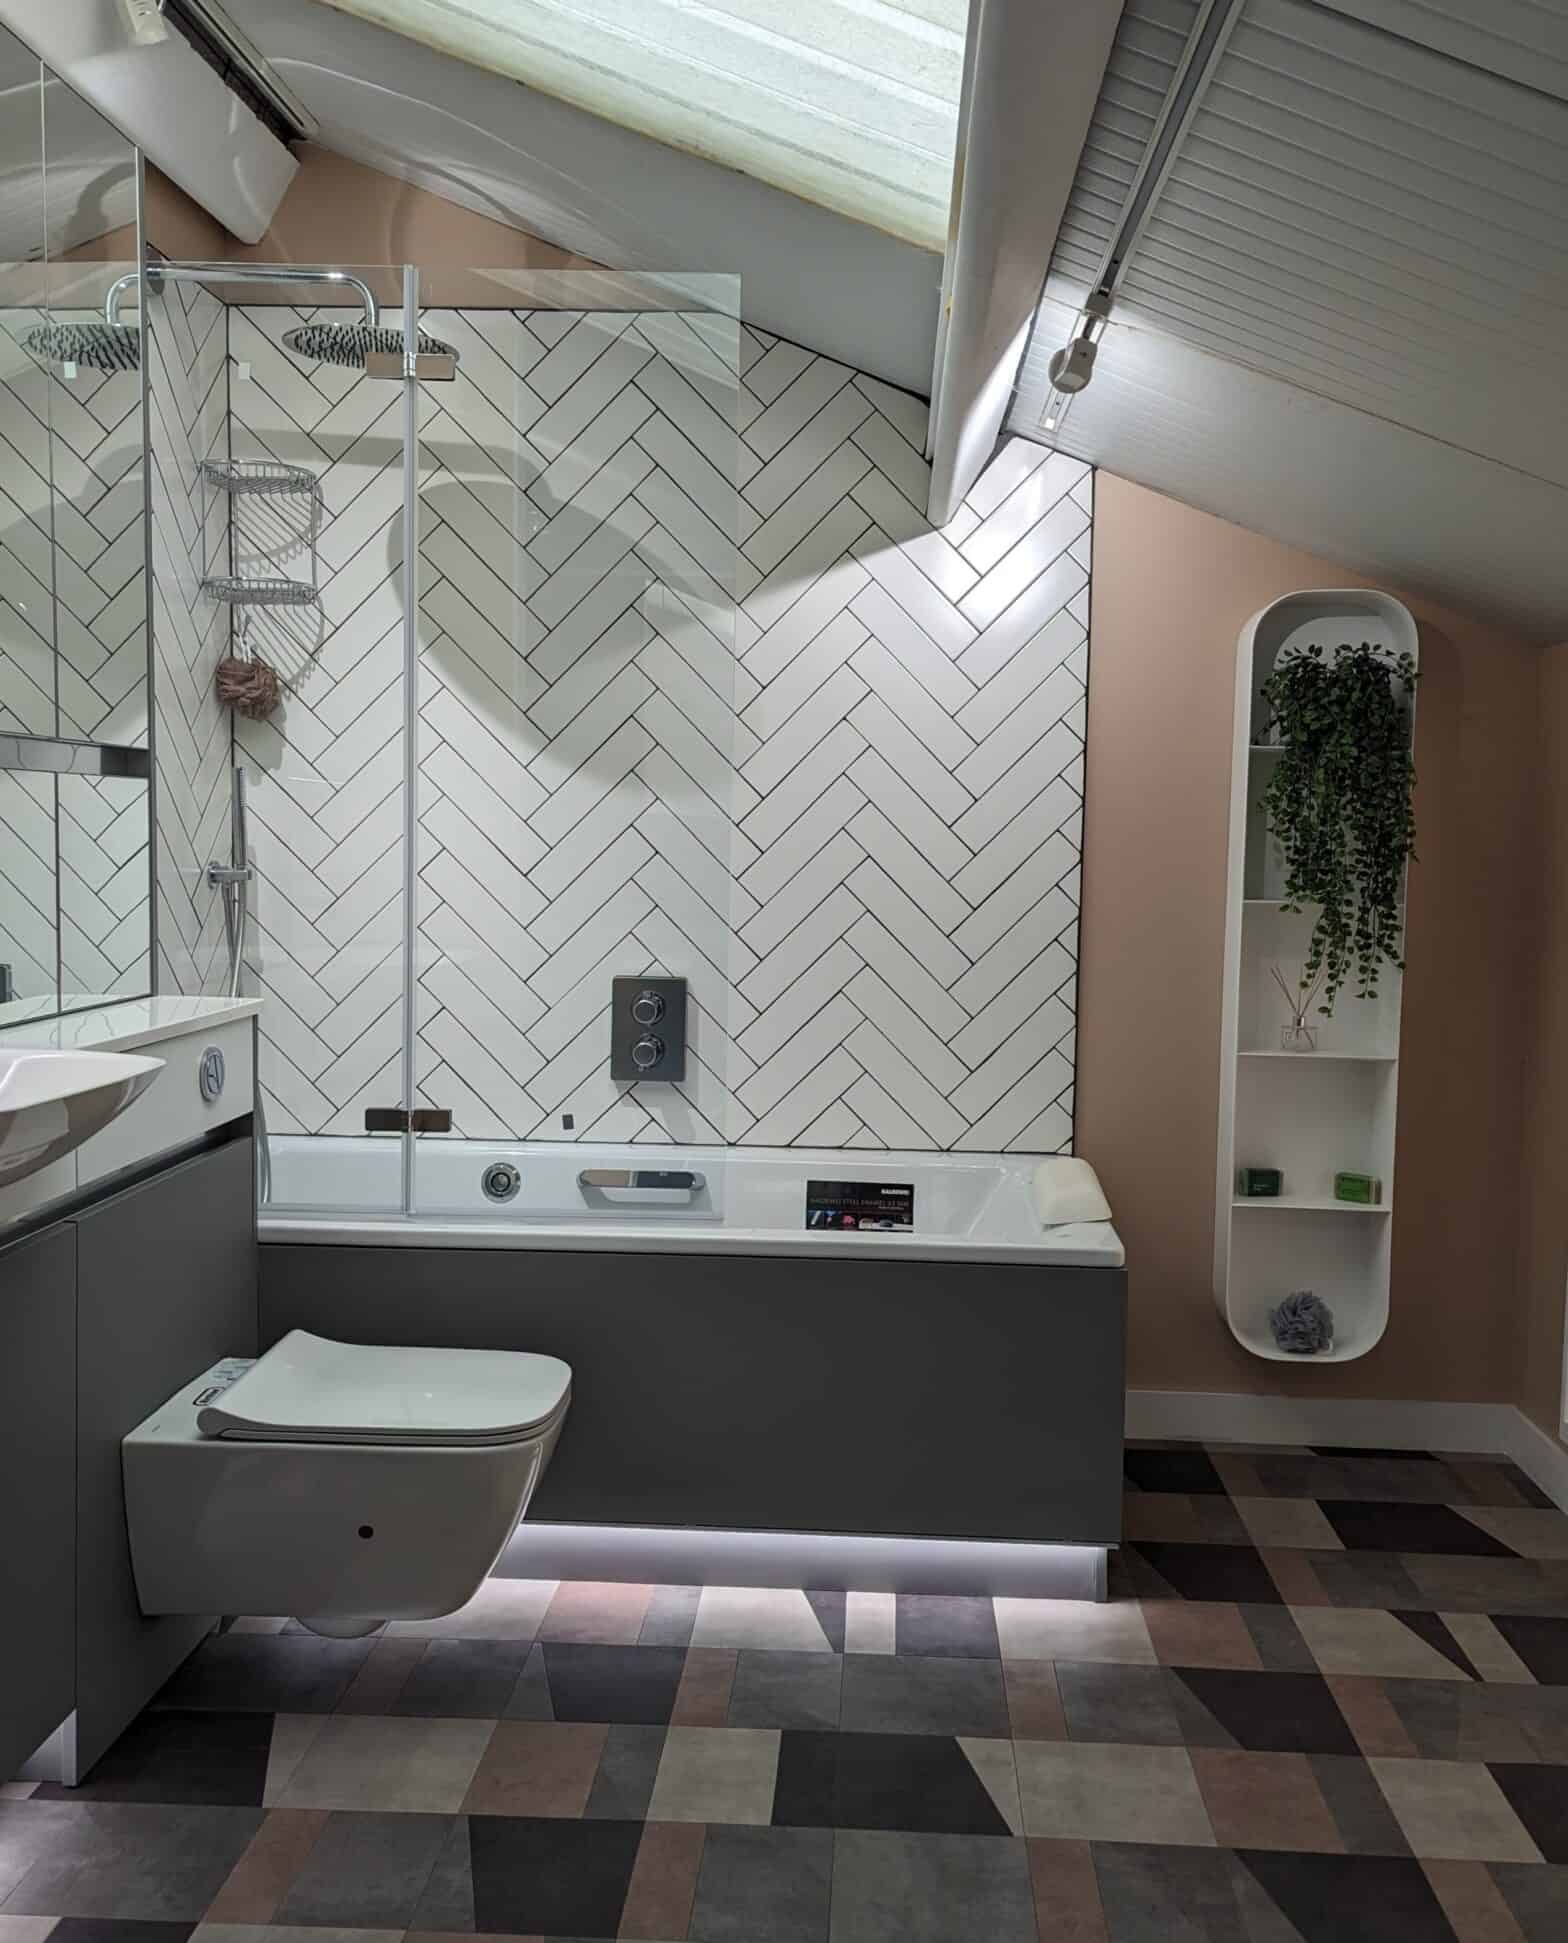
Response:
1126,1390,1568,1512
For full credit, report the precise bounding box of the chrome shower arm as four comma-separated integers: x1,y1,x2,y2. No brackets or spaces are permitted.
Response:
106,263,380,330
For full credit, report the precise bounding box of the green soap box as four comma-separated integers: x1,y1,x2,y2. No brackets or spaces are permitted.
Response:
1236,1167,1282,1197
1334,1171,1383,1204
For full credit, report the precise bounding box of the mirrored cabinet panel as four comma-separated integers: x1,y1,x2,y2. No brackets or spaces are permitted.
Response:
0,20,150,1023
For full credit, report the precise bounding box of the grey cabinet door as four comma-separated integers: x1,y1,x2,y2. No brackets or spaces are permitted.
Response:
72,1136,257,1776
0,1223,76,1780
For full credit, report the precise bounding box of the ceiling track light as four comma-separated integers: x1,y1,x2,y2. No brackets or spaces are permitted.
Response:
1030,0,1243,442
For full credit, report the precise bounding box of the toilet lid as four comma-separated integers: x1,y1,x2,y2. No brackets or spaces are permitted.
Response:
197,1330,573,1447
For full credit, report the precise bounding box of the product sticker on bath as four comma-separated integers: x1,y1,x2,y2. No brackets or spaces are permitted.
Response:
806,1181,914,1231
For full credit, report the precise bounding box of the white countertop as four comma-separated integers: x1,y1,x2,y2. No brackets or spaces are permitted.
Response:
0,996,262,1055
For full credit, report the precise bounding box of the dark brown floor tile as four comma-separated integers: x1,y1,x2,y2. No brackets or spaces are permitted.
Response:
1421,1858,1531,1941
462,1720,608,1817
1004,1660,1069,1740
151,1635,372,1713
620,1819,706,1940
202,1805,328,1922
466,1813,644,1935
1324,1676,1420,1757
1127,1544,1284,1605
1028,1836,1109,1942
1189,1749,1344,1853
1248,1455,1468,1505
393,1640,533,1718
1306,1551,1428,1609
1489,1614,1568,1684
1143,1601,1264,1670
671,1646,738,1726
1400,1557,1568,1617
1170,1667,1361,1755
1238,1847,1461,1941
1319,1505,1519,1559
34,1710,272,1807
1122,1495,1251,1545
1124,1448,1229,1496
1381,1683,1568,1764
1487,1765,1568,1864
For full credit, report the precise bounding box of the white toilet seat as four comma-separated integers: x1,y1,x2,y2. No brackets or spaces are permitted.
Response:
196,1329,573,1447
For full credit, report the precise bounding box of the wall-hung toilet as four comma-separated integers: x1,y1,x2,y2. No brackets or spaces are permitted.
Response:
123,1330,571,1636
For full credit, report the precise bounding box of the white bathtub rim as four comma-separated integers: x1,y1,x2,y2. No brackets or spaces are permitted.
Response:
256,1212,1125,1268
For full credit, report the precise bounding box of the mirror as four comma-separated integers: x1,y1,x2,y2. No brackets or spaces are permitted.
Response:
0,27,151,1021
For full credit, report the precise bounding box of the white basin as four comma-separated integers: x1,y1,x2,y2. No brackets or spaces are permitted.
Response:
0,1047,165,1187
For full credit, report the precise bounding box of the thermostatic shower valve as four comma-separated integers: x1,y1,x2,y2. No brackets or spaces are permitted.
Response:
611,976,686,1081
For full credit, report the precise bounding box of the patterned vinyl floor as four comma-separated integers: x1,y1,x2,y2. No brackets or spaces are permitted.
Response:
3,1441,1568,1939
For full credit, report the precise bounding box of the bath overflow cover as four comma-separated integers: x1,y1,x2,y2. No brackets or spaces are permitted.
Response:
199,1046,225,1103
482,1161,521,1203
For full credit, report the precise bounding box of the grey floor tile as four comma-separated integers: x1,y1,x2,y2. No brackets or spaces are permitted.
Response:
729,1652,844,1730
893,1595,1000,1659
151,1636,372,1714
829,1828,1035,1943
1054,1663,1187,1747
1309,1753,1412,1856
691,1824,833,1942
584,1724,667,1819
640,1584,703,1646
390,1640,532,1718
838,1655,1008,1738
0,1803,263,1920
1490,1862,1568,1943
273,1808,452,1928
1239,1605,1319,1673
1091,1841,1249,1943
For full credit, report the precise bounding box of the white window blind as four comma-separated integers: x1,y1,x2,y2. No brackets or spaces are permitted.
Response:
313,0,966,247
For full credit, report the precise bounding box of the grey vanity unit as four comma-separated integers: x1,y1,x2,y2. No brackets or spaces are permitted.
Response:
260,1245,1128,1552
0,1088,256,1785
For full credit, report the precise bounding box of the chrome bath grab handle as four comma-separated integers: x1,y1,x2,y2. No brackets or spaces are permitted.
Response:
578,1169,706,1200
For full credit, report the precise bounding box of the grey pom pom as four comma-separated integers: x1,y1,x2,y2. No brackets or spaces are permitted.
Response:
1269,1289,1335,1355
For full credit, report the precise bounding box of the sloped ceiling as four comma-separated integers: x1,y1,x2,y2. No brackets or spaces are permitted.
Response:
1012,0,1568,640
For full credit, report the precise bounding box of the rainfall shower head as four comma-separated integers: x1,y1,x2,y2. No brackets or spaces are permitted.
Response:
21,320,141,373
280,320,459,376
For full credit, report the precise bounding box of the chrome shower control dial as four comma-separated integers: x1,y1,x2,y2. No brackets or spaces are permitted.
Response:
631,1034,664,1071
630,988,666,1026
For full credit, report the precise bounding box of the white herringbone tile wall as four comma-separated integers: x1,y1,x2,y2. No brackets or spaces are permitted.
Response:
230,307,1089,1152
1,299,152,1004
148,279,233,996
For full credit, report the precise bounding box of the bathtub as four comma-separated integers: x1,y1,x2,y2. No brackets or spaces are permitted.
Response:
259,1136,1125,1268
257,1136,1128,1587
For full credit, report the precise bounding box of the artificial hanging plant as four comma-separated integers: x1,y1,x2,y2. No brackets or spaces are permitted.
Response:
1259,640,1418,1013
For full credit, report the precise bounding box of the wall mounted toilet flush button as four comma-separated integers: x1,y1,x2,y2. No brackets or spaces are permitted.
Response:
611,976,686,1081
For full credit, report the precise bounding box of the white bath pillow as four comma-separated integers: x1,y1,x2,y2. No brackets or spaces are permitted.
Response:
1033,1157,1113,1227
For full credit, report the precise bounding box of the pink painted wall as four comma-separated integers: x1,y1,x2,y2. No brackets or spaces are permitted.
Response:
1080,474,1545,1403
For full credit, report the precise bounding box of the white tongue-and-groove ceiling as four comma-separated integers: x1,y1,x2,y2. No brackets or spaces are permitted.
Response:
1013,0,1568,639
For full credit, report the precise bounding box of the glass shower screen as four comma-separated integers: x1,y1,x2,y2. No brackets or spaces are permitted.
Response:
408,270,745,1210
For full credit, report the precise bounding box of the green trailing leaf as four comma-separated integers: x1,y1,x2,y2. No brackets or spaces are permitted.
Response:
1259,640,1418,1012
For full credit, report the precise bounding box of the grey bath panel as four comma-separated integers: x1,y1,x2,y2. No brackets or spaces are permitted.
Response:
73,1135,258,1776
259,1245,1126,1546
0,1223,76,1780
